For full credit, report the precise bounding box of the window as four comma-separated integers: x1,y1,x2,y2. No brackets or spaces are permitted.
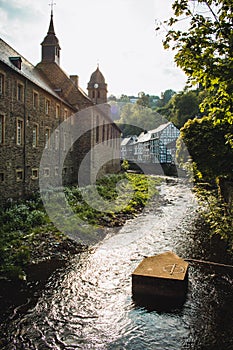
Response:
70,135,74,152
55,167,59,176
45,128,51,149
31,168,38,179
0,172,4,182
0,115,5,145
16,169,23,181
102,121,105,142
0,73,5,95
45,99,50,115
56,104,60,119
63,132,66,151
33,91,39,109
110,126,113,147
64,109,68,121
44,168,50,177
55,130,59,150
96,115,99,143
107,124,110,144
63,167,68,175
32,124,39,147
17,82,24,102
16,119,23,145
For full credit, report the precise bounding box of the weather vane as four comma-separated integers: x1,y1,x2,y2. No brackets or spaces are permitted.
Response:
49,0,56,15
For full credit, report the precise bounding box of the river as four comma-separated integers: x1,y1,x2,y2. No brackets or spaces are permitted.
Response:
1,179,233,349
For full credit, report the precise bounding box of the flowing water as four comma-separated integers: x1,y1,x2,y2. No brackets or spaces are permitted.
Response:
1,179,233,349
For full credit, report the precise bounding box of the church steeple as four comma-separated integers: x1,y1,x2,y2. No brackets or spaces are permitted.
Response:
48,12,55,34
41,7,61,65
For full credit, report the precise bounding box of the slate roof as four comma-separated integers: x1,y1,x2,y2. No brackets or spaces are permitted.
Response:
121,137,133,146
149,122,171,134
136,132,151,143
121,136,138,146
89,66,106,84
0,38,65,102
136,122,174,143
36,61,92,108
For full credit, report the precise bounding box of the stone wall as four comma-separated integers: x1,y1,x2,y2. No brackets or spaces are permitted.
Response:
0,63,121,203
0,61,75,202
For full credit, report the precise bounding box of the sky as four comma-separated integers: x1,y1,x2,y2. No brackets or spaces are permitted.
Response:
0,0,188,98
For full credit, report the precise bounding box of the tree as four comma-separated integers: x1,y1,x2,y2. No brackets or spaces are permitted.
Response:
118,94,130,103
162,89,176,105
117,103,167,137
136,92,150,108
160,0,233,123
170,90,201,128
157,89,206,128
177,117,233,182
108,94,117,101
156,89,176,108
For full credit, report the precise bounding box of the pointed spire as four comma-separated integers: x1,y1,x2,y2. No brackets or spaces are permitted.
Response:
48,12,55,34
48,1,56,34
40,1,60,65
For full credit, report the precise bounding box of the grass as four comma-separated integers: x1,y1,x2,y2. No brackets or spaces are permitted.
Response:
0,173,162,280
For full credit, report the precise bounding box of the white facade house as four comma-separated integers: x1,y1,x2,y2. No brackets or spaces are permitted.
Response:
121,135,138,161
121,122,180,164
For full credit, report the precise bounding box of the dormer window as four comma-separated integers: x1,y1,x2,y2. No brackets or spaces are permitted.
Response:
9,57,22,70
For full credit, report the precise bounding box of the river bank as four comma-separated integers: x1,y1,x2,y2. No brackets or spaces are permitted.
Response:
0,173,162,322
1,178,233,349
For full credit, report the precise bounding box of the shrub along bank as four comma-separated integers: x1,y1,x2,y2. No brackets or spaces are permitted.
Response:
0,173,161,281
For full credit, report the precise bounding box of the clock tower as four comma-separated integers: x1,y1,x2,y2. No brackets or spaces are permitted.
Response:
87,66,108,104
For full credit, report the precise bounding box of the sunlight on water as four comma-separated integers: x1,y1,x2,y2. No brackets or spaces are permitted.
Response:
2,180,233,349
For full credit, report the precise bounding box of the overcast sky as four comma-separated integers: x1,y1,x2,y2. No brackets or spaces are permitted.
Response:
0,0,188,98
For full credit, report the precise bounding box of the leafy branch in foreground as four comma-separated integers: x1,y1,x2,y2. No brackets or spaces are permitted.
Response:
195,185,233,245
159,0,233,124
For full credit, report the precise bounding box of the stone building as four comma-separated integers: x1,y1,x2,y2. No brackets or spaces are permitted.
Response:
0,11,120,202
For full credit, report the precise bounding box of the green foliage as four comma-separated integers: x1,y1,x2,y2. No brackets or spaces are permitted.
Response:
157,89,176,108
171,90,200,127
177,116,233,182
66,173,161,221
195,185,233,244
161,0,233,124
0,198,48,280
137,92,150,108
121,159,129,171
0,174,162,280
0,203,47,232
157,89,204,128
117,103,167,136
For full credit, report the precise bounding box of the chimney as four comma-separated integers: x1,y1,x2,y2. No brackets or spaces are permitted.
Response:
70,75,79,88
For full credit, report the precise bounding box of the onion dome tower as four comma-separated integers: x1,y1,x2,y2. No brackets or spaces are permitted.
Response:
41,8,61,65
87,65,108,104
